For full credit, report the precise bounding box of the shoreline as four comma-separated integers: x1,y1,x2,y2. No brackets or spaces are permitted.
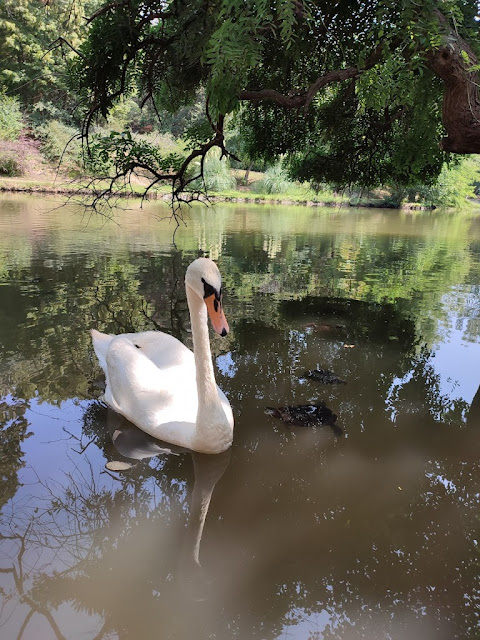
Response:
0,180,438,211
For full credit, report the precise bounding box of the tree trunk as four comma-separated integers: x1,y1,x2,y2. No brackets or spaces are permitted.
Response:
244,161,253,184
427,12,480,153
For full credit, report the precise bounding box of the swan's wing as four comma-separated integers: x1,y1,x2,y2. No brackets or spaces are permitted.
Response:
92,329,193,371
103,334,198,434
119,330,194,370
91,329,233,448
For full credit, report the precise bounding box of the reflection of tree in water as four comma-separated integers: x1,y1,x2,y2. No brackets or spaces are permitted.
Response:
0,395,31,509
1,209,480,637
387,345,470,425
467,384,480,428
0,221,477,407
1,366,480,640
0,417,232,640
278,296,471,427
1,418,479,639
199,297,480,638
0,251,195,408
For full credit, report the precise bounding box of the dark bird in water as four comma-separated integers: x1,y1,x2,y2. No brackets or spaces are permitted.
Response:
265,402,343,436
305,369,346,385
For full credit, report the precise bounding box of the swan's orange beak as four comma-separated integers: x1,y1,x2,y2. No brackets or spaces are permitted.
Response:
205,294,229,337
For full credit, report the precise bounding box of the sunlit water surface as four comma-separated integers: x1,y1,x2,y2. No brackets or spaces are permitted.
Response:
1,195,480,639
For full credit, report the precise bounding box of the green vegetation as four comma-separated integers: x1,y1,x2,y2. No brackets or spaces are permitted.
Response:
0,0,97,111
415,157,480,208
0,149,22,177
199,149,237,192
67,0,480,203
0,93,25,176
35,120,83,174
0,93,23,141
257,163,295,195
0,1,479,209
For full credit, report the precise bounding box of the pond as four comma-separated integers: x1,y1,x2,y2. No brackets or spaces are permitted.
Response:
0,194,480,640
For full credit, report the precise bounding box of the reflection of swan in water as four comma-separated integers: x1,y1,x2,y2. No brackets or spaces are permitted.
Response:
91,257,234,454
467,384,480,429
106,409,231,566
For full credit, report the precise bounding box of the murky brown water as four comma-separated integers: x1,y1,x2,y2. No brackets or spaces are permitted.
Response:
1,194,480,639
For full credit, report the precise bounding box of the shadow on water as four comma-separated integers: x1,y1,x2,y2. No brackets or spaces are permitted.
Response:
467,384,480,428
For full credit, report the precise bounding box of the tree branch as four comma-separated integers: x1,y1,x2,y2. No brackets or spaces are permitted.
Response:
17,609,35,640
47,37,84,60
239,14,480,155
86,1,130,24
239,43,391,112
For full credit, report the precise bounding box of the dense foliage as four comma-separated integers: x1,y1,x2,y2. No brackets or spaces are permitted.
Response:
69,0,480,199
0,0,98,115
0,93,23,141
0,0,479,205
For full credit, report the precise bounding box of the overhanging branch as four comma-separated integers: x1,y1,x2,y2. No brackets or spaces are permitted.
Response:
239,11,480,155
239,68,359,110
80,115,229,230
239,43,388,112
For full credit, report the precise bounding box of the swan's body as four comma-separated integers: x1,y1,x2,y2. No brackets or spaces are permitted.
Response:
91,258,234,454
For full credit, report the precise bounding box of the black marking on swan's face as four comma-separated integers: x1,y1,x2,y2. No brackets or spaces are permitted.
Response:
202,277,221,301
134,344,141,349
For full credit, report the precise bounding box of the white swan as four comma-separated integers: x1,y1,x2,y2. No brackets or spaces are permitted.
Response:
91,257,234,454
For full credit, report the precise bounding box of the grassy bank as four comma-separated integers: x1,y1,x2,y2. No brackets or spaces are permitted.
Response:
1,139,478,210
0,175,444,210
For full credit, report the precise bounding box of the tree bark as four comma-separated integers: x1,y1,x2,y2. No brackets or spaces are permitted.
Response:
426,11,480,153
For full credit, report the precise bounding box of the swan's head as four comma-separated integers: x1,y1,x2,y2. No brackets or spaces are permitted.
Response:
185,257,229,337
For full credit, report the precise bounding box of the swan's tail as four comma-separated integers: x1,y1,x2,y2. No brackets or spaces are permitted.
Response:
90,329,113,374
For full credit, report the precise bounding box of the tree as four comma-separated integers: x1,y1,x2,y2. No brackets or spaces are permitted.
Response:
0,0,98,118
70,0,480,207
0,395,31,508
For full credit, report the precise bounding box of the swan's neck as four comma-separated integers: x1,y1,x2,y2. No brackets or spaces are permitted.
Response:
186,285,229,443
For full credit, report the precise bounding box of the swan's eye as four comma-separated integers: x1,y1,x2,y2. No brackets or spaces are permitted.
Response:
202,277,220,301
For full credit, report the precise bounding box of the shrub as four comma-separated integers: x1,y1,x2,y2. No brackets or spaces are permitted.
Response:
0,93,23,141
103,98,144,133
29,101,68,128
35,120,82,174
257,162,296,194
199,148,236,191
414,158,479,208
0,151,22,176
140,132,184,156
